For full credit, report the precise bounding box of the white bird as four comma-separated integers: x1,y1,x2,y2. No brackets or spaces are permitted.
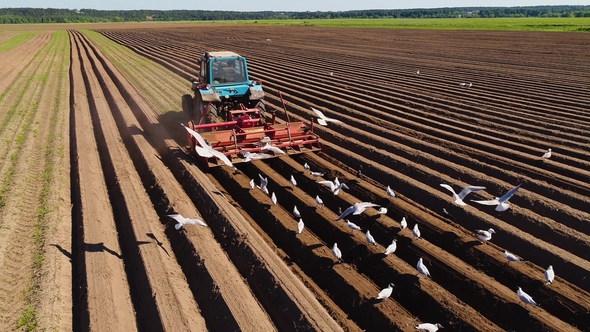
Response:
417,258,431,278
271,192,277,205
378,207,388,214
412,224,421,239
386,185,395,198
303,162,310,171
504,250,523,262
329,72,333,76
400,217,407,230
315,195,324,207
297,218,304,234
266,38,271,42
471,183,521,212
415,70,420,75
545,265,555,284
318,179,349,195
257,174,269,195
293,205,301,218
310,107,343,126
310,171,325,179
460,82,466,86
168,214,207,230
346,220,362,232
241,150,273,162
384,239,397,255
182,123,235,168
475,228,496,243
249,178,255,189
290,175,297,187
336,202,380,221
415,323,444,332
332,243,342,261
260,141,285,155
542,148,552,159
517,287,538,306
366,230,377,246
467,82,472,88
376,283,395,300
440,183,486,206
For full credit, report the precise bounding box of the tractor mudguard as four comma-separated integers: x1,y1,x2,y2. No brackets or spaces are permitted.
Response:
199,89,221,102
248,86,265,100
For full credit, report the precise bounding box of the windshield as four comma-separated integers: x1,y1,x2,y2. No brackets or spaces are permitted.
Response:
211,58,247,84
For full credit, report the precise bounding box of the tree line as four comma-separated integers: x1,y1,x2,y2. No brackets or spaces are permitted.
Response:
1,6,590,24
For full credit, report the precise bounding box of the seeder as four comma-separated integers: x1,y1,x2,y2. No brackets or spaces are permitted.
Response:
184,95,321,169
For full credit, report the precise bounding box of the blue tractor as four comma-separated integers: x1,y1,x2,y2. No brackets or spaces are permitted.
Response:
182,51,266,126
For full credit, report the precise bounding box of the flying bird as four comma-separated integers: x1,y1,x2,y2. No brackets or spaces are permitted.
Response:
384,239,397,255
376,283,395,300
182,123,235,168
293,205,301,218
318,179,349,195
290,175,297,187
310,107,343,126
412,224,421,239
504,250,524,262
346,220,362,232
415,70,420,75
332,243,342,262
297,218,305,234
517,287,538,306
415,323,444,332
545,265,555,284
440,183,486,206
257,174,269,195
310,171,325,179
271,192,277,205
315,195,324,207
336,202,379,221
167,214,207,230
475,228,496,243
400,217,407,230
542,148,552,159
471,183,521,212
366,230,377,246
386,185,395,198
417,258,431,278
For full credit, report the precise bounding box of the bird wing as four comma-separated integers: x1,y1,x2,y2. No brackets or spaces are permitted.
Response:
167,214,185,223
334,177,340,187
208,148,234,168
261,143,286,155
353,202,379,215
475,229,489,236
297,220,304,233
310,107,327,120
318,180,336,191
386,186,395,197
182,124,215,158
184,218,207,227
499,183,521,203
471,198,500,206
336,205,356,221
326,117,343,124
439,184,459,199
376,287,392,299
339,183,350,190
457,185,487,200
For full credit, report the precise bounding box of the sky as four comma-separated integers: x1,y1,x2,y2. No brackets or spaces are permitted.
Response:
1,0,586,11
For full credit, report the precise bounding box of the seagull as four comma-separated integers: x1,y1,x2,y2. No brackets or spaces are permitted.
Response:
471,183,521,212
415,70,420,75
290,175,297,187
346,220,362,232
460,82,466,87
336,202,380,221
467,82,472,88
386,185,395,198
384,239,397,255
329,72,334,76
415,323,444,332
376,283,395,300
266,38,271,42
303,162,310,171
366,230,377,246
412,224,421,239
167,214,207,230
249,178,255,189
504,250,524,262
310,107,343,126
293,205,301,218
315,195,324,207
337,207,342,215
271,192,277,205
378,207,388,214
297,218,304,234
545,265,555,284
260,141,285,155
310,171,325,179
542,148,552,159
332,243,342,262
257,174,269,195
517,287,538,306
440,183,486,206
182,123,235,168
318,179,349,195
241,150,273,162
417,258,431,278
400,217,407,230
475,228,496,243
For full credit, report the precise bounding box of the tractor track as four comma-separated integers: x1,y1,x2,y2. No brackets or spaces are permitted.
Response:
80,26,590,330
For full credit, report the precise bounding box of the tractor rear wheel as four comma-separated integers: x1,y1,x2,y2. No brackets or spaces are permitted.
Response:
254,100,267,123
194,94,219,131
182,94,194,119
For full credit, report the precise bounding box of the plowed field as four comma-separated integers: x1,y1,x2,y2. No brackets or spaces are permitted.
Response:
1,24,589,331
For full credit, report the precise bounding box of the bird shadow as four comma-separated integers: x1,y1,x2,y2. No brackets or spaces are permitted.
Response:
50,244,72,260
461,240,482,250
306,243,324,250
85,242,122,259
146,233,170,256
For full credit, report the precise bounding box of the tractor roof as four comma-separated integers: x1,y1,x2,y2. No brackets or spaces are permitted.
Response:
206,51,241,58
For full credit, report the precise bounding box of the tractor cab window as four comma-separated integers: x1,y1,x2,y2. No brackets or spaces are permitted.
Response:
211,58,247,84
